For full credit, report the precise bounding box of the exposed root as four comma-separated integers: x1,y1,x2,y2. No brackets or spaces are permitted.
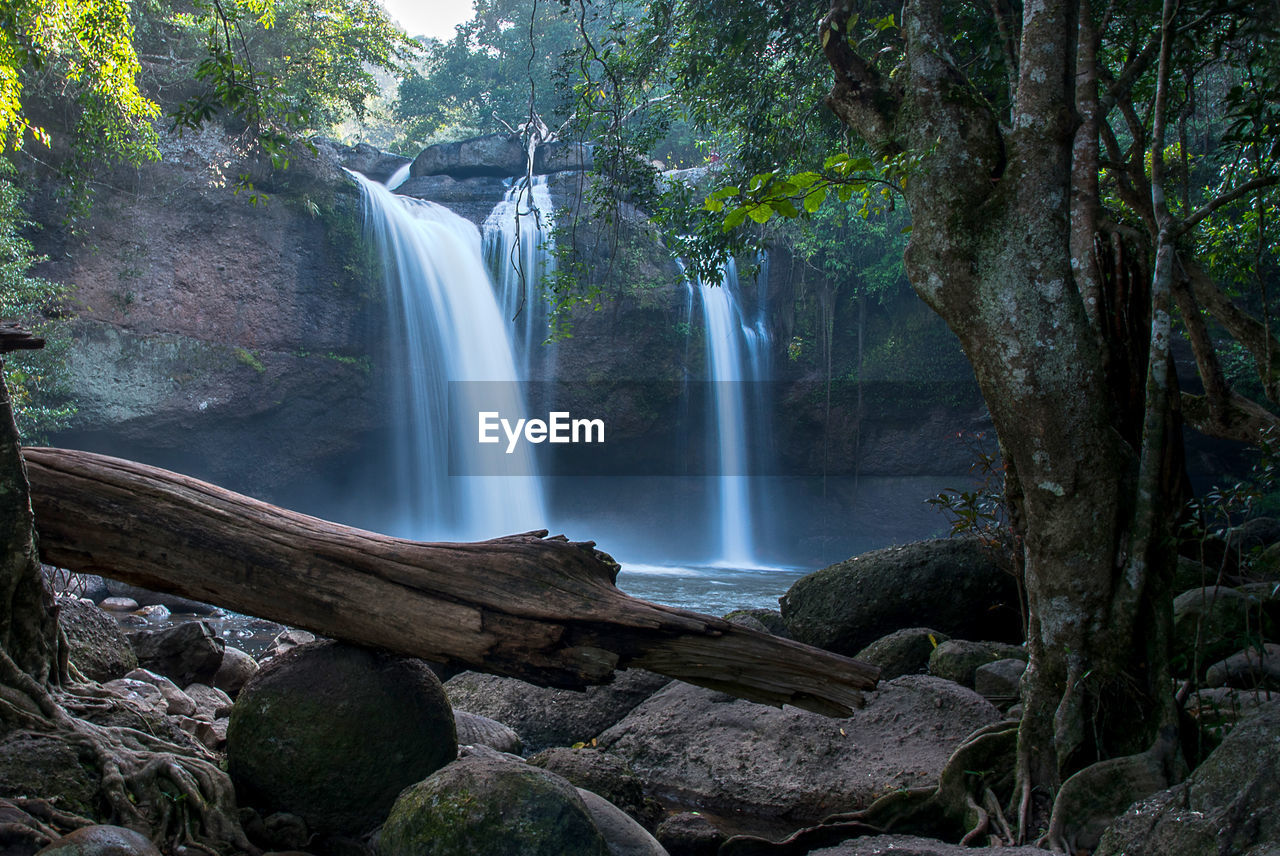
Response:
1041,724,1184,854
720,719,1021,855
0,645,256,854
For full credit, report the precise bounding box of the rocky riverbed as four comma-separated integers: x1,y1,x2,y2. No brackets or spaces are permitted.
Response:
4,536,1279,856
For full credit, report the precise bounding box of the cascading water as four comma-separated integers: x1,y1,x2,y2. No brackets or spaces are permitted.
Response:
696,258,774,567
353,171,546,541
482,176,557,381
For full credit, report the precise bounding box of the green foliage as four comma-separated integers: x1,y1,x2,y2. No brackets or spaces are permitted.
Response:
393,0,586,147
0,164,74,441
164,0,418,162
0,0,159,154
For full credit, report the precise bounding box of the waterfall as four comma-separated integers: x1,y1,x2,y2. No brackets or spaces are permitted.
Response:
353,171,546,541
482,176,557,381
696,258,774,567
387,162,410,190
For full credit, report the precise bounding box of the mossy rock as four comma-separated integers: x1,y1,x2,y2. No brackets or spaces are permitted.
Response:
227,641,456,836
855,627,951,680
928,639,1026,688
0,733,101,818
1172,587,1271,676
1096,700,1280,856
380,750,609,856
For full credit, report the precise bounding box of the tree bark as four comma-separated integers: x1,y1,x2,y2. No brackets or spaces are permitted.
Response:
822,0,1184,842
0,359,59,685
22,446,877,716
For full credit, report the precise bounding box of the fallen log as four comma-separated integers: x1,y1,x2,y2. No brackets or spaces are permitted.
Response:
23,447,878,716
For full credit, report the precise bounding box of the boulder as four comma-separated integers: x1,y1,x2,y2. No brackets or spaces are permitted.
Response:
454,710,523,755
99,678,169,720
1226,516,1280,554
227,641,456,836
57,596,137,681
596,675,1001,825
973,658,1027,702
0,733,101,817
128,621,225,687
654,813,723,856
1184,687,1277,729
212,646,258,696
394,175,510,226
928,640,1027,688
1095,700,1280,856
99,597,138,613
445,669,670,753
1203,642,1280,690
122,668,196,716
854,628,950,680
379,748,610,856
575,789,668,856
1172,586,1269,673
184,682,234,719
35,825,162,856
410,134,527,179
1249,542,1280,582
261,629,315,661
331,141,411,185
722,609,791,638
780,539,1022,656
528,747,659,830
533,141,594,174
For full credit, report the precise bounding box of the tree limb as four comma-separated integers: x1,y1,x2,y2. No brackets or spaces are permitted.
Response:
22,447,878,717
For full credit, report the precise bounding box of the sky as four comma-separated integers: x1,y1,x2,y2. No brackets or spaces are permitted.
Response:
379,0,475,41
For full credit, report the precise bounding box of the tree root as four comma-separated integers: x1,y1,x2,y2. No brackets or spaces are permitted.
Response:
0,645,256,854
720,719,1021,855
1039,723,1184,853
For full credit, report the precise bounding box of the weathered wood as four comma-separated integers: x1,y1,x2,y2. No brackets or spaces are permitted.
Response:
23,447,878,715
0,323,45,353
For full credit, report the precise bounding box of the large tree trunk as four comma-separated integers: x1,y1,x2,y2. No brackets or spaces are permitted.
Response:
0,357,59,684
22,446,877,716
821,0,1184,844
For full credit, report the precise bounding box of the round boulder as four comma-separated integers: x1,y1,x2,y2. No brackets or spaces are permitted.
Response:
780,538,1022,656
854,628,950,680
928,640,1026,688
36,825,161,856
528,747,659,829
1172,586,1270,673
227,641,456,836
380,749,610,856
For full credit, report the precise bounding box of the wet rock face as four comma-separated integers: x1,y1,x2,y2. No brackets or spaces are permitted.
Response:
33,126,383,496
226,641,457,837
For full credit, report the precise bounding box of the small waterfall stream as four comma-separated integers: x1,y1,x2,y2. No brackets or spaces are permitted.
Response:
696,258,774,567
353,171,546,541
482,176,557,381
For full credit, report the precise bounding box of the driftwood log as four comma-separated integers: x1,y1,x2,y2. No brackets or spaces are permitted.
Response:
23,447,878,716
